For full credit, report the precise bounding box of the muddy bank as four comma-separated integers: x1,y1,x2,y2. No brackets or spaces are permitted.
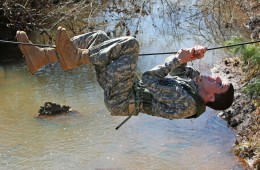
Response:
212,57,260,170
209,0,260,169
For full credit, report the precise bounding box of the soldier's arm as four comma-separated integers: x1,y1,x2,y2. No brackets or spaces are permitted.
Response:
141,46,206,119
169,46,206,78
142,45,206,80
142,56,181,81
169,65,200,79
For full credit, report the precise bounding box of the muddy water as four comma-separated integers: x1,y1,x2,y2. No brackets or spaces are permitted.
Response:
0,1,244,169
0,61,243,170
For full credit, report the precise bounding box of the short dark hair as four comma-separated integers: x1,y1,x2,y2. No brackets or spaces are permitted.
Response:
206,83,234,110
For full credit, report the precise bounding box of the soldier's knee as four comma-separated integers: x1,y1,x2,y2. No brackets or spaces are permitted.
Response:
123,37,140,56
95,30,109,40
128,37,139,49
96,30,108,36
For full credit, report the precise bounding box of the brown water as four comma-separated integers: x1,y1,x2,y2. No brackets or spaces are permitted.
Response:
0,56,243,170
0,1,245,169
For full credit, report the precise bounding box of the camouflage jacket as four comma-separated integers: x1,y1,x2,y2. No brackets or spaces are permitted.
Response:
141,55,204,119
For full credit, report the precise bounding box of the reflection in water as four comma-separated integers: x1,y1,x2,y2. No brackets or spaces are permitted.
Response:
0,1,245,169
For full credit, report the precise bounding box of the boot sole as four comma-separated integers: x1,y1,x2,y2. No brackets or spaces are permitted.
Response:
56,26,70,70
16,31,37,73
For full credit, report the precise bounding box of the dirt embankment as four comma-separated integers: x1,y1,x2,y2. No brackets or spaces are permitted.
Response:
210,1,260,169
212,57,259,170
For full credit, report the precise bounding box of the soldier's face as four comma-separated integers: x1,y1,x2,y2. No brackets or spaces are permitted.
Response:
200,75,230,95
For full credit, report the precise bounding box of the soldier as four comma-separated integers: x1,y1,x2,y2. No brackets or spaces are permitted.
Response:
16,26,234,119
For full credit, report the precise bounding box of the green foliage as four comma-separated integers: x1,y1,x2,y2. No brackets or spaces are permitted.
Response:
241,45,260,64
224,36,244,54
224,36,260,65
225,37,260,97
243,78,260,97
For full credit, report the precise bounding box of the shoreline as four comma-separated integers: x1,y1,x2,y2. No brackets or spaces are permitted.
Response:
212,56,259,170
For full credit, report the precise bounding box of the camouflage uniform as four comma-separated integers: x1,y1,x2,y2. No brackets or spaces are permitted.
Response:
71,31,139,116
141,57,204,119
71,31,204,119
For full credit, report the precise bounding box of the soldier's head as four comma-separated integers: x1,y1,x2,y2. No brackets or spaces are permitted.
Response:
198,75,234,110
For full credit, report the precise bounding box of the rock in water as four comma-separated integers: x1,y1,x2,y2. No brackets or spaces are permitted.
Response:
37,102,72,116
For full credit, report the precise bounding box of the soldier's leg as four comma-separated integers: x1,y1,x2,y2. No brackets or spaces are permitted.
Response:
71,30,109,49
16,29,109,73
94,37,140,116
56,27,113,70
56,27,138,66
56,27,140,115
102,54,139,116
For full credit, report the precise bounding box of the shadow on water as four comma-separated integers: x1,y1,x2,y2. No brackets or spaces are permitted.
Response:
0,0,249,169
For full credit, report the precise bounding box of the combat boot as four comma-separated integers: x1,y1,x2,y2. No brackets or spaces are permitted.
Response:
55,26,90,70
16,31,57,73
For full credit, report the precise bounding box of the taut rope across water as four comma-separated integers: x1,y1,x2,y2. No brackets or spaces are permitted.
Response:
1,39,260,56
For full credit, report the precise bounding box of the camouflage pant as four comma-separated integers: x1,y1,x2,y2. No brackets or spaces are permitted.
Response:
71,31,140,116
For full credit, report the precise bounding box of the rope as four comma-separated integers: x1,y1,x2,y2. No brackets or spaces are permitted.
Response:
139,39,260,56
1,39,260,56
115,116,132,130
0,40,56,48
